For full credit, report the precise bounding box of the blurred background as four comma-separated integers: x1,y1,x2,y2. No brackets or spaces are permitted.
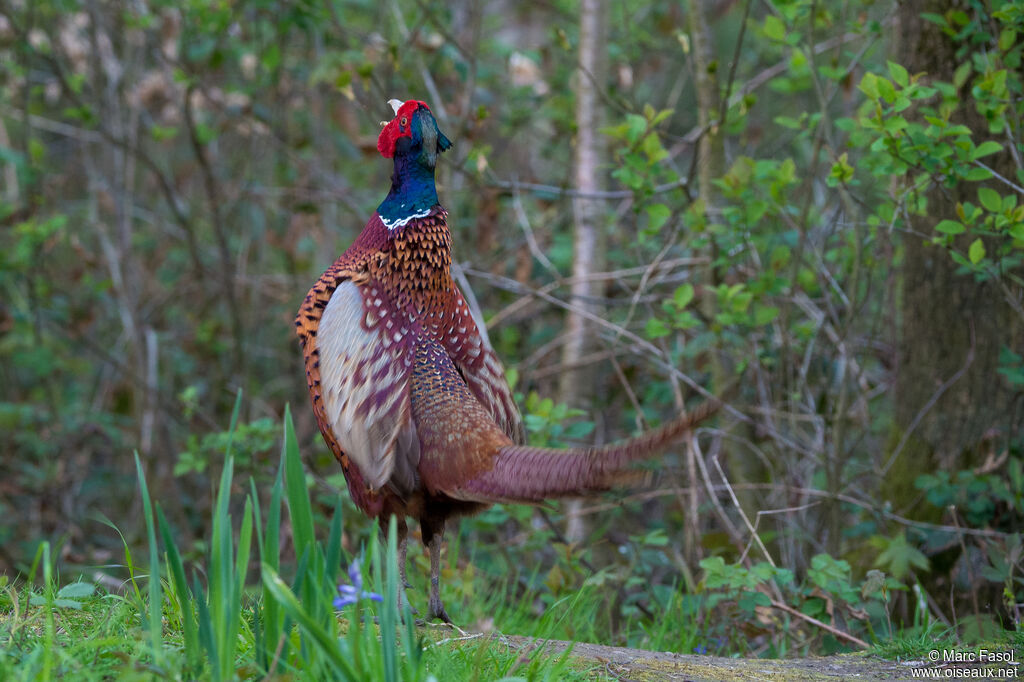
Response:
0,0,1021,653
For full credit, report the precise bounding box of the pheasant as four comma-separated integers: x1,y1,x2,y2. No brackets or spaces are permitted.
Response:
296,99,718,622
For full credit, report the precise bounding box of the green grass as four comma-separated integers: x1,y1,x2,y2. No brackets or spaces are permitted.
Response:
0,400,609,681
0,579,605,681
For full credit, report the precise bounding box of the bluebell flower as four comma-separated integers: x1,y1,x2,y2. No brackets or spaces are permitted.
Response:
333,559,383,609
693,642,708,655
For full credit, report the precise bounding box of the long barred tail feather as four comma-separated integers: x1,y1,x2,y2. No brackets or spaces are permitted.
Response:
460,399,721,504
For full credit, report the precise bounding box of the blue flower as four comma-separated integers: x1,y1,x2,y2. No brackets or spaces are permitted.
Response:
693,642,708,655
333,559,383,609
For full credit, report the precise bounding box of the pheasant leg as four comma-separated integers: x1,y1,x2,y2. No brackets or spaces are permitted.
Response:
384,516,417,617
423,520,451,623
396,518,412,588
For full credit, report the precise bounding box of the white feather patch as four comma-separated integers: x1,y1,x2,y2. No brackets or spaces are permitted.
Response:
318,281,418,490
388,98,404,115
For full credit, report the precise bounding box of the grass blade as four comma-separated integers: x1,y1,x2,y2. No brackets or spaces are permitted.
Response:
261,564,358,680
256,465,286,672
133,452,163,666
382,517,399,682
194,574,220,682
325,494,344,587
157,505,200,672
282,405,315,558
209,451,235,680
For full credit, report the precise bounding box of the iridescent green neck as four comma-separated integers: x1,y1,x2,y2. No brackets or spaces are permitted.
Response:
378,150,439,231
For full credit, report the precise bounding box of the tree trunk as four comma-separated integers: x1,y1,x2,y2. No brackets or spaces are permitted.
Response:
890,0,1022,497
685,0,731,560
561,0,607,543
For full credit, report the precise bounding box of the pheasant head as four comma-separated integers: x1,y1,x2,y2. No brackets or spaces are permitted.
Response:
377,99,452,231
378,99,452,164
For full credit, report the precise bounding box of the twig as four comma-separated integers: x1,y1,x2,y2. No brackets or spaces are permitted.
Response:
481,257,705,330
692,435,744,551
716,0,754,131
0,107,103,142
711,455,777,568
536,509,597,574
573,481,1012,539
429,632,485,647
184,83,246,376
949,506,985,638
487,177,688,200
769,598,869,649
511,179,561,278
388,0,447,121
260,633,288,682
974,160,1024,195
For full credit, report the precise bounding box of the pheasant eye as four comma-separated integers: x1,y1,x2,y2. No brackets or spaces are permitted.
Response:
400,116,408,126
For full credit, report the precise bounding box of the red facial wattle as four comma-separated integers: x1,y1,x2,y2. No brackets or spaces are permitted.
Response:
377,100,431,158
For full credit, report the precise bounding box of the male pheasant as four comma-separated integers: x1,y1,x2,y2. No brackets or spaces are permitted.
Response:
296,99,718,622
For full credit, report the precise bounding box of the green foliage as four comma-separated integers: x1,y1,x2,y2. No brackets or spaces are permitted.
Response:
915,458,1024,528
869,534,930,582
700,556,787,614
175,416,276,476
523,393,594,447
851,4,1024,281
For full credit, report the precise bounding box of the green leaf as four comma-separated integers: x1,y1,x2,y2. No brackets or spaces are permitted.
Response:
978,187,1002,213
858,72,880,100
874,533,929,580
672,283,695,309
968,238,986,264
645,317,670,339
261,44,281,71
828,153,854,186
624,114,647,144
646,203,671,232
30,594,84,610
935,219,965,235
964,167,993,181
763,15,785,41
972,140,1003,159
887,61,909,88
56,583,95,599
753,305,779,325
133,452,163,665
998,28,1016,52
775,115,804,130
150,125,178,142
876,76,896,103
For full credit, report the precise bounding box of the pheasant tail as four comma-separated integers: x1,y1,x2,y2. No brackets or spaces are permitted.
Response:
457,400,720,504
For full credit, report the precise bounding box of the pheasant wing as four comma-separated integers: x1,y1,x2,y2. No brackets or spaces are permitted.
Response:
444,286,525,444
316,279,420,493
410,336,514,500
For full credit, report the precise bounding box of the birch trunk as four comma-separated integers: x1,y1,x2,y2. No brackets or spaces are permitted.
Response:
561,0,607,543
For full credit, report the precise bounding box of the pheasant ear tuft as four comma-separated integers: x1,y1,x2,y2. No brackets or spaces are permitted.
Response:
437,131,452,154
387,99,404,115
